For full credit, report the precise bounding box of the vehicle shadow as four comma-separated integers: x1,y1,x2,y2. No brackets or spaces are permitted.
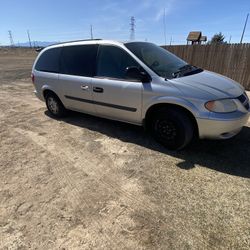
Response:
45,111,250,179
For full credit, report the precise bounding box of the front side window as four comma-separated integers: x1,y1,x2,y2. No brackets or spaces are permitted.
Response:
60,45,98,77
96,45,140,80
35,47,61,73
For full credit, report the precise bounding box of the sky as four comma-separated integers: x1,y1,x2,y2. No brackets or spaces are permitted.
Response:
0,0,249,46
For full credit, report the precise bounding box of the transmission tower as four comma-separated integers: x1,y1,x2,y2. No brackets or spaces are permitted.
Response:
8,30,14,46
90,25,93,39
130,16,135,41
27,30,32,48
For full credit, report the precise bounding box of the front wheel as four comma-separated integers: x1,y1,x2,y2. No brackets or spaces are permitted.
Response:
151,108,194,150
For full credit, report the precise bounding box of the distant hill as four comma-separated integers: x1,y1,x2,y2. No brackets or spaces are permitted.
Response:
15,41,59,47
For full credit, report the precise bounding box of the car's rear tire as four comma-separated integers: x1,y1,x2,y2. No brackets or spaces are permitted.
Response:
45,93,67,118
150,107,194,150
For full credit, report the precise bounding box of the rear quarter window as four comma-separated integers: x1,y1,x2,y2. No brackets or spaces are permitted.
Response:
35,47,61,73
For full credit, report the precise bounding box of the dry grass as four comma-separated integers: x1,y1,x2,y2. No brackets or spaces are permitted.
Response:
0,49,249,249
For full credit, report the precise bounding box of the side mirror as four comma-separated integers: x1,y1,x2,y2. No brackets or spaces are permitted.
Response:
125,66,151,83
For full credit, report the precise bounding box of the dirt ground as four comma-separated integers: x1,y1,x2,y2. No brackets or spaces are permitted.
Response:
0,49,250,250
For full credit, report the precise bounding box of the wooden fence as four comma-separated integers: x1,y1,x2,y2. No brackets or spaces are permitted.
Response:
162,44,250,90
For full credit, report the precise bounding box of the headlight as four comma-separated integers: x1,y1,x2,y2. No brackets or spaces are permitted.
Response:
205,99,237,113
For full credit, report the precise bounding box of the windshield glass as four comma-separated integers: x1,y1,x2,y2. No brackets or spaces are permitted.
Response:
125,42,202,79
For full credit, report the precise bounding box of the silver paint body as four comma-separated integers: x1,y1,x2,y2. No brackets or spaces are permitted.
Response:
32,40,250,139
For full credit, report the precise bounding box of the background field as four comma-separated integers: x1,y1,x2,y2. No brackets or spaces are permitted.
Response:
0,48,250,249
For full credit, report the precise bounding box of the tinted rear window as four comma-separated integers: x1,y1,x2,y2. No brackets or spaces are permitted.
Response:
60,45,98,77
35,47,61,73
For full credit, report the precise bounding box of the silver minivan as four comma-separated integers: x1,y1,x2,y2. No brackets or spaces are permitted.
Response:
32,39,249,149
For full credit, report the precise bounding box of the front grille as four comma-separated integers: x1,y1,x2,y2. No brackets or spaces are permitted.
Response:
238,94,247,103
245,103,249,110
237,92,249,110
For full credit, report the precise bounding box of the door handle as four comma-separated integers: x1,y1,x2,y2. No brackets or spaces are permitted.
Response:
81,85,89,90
93,87,104,93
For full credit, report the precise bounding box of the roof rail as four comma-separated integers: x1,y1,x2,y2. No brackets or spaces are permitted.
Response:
48,39,102,47
35,47,44,52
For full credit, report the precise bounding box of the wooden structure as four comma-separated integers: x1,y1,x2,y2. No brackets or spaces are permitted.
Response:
200,36,207,43
187,31,207,45
162,43,250,90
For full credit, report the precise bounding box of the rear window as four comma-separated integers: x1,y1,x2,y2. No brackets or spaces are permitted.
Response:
60,45,98,77
35,47,61,73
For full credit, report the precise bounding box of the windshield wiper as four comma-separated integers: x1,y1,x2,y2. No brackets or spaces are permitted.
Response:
179,64,193,71
172,64,201,78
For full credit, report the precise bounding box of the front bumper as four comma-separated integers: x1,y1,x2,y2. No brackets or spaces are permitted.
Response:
197,111,250,139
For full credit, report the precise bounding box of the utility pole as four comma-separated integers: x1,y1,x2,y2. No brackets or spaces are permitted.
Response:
130,16,135,41
229,35,232,44
8,30,14,46
163,8,167,45
170,36,173,46
27,30,32,48
90,25,93,39
240,13,249,43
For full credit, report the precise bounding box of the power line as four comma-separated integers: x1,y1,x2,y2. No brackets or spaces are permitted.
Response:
163,8,167,45
90,25,93,39
240,13,249,43
130,16,135,41
8,30,14,46
27,30,32,48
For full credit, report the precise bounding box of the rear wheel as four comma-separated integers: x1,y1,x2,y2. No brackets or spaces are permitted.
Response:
150,107,194,150
45,93,67,118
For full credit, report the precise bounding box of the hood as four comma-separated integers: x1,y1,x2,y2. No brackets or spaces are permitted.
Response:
169,70,244,99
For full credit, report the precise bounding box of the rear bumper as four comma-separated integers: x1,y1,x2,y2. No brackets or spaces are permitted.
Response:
34,90,44,102
197,111,250,139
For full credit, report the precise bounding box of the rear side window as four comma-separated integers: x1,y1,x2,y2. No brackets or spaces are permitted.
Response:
60,45,98,77
35,47,61,73
96,45,140,79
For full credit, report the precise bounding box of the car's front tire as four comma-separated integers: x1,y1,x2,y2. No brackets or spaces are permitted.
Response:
45,93,67,118
151,107,194,150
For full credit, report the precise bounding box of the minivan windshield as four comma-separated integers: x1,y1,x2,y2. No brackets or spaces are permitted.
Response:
125,42,203,79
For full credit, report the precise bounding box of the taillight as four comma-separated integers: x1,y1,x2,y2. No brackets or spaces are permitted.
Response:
31,73,35,85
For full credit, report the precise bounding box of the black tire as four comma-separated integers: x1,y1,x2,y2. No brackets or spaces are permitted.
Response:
150,107,194,150
45,93,67,118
